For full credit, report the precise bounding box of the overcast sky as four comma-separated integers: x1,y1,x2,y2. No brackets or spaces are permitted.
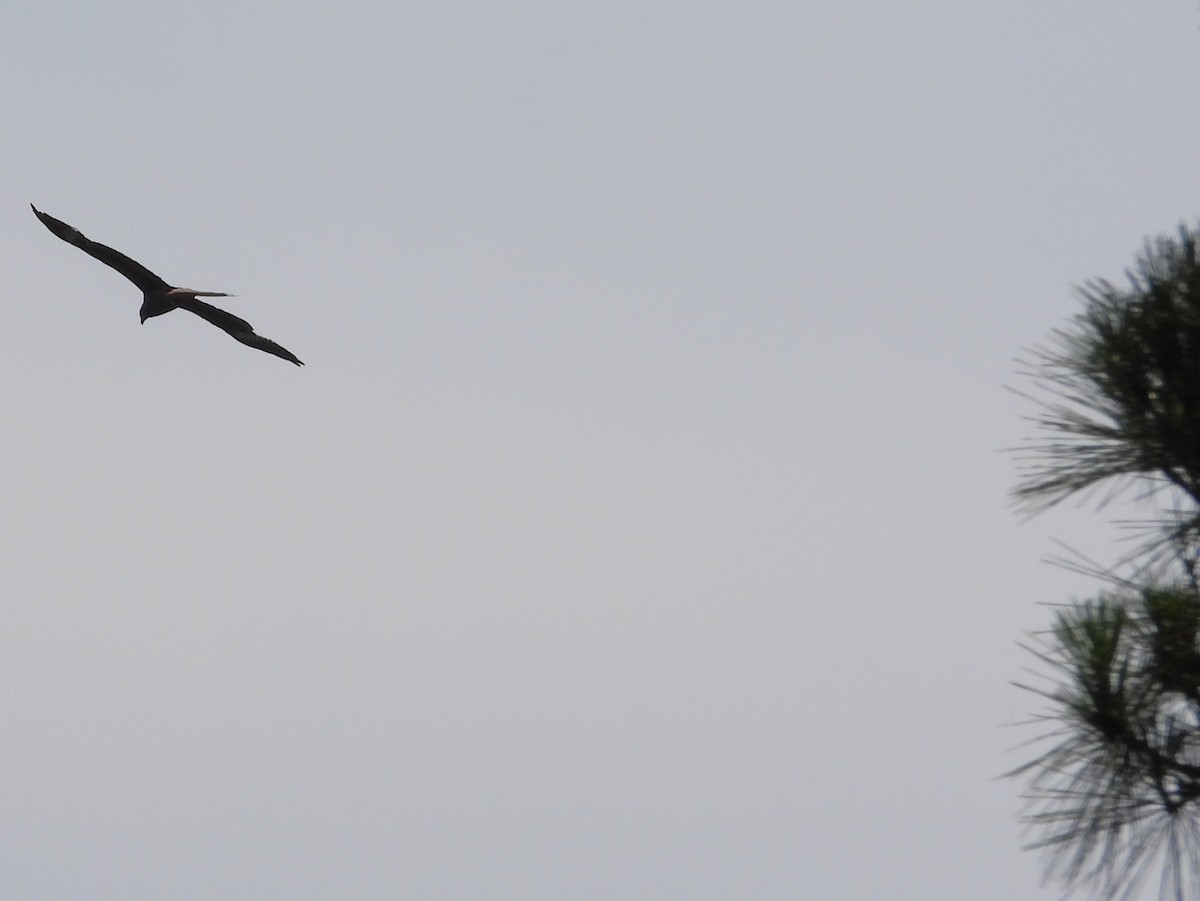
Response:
4,3,1200,899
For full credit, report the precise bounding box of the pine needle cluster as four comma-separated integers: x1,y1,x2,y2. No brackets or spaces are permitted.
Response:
1013,225,1200,900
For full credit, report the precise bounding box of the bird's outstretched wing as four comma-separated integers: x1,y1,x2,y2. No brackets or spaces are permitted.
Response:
31,205,171,294
179,297,305,366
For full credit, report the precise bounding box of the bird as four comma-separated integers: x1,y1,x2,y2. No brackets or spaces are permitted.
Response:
31,204,303,366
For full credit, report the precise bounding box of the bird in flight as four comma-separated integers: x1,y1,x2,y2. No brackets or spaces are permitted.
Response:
31,204,303,366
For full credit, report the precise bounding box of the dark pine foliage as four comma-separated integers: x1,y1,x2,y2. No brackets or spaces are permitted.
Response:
1014,225,1200,900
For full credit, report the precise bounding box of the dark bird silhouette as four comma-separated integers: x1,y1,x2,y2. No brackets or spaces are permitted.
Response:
31,204,303,366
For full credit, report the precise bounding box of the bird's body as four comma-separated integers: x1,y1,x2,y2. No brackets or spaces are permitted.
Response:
31,205,303,366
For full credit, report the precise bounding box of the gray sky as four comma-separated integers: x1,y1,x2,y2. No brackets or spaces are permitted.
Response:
4,2,1199,898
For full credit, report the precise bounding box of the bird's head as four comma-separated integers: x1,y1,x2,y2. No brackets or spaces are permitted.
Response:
138,297,172,324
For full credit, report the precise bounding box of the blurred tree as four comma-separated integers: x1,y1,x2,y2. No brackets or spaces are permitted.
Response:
1013,226,1200,900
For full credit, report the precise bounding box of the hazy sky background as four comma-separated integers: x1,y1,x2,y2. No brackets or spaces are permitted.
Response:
4,3,1200,898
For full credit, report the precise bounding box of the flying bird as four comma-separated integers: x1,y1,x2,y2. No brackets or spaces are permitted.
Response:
31,204,303,366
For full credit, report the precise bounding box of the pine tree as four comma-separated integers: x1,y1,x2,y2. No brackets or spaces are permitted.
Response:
1013,225,1200,900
